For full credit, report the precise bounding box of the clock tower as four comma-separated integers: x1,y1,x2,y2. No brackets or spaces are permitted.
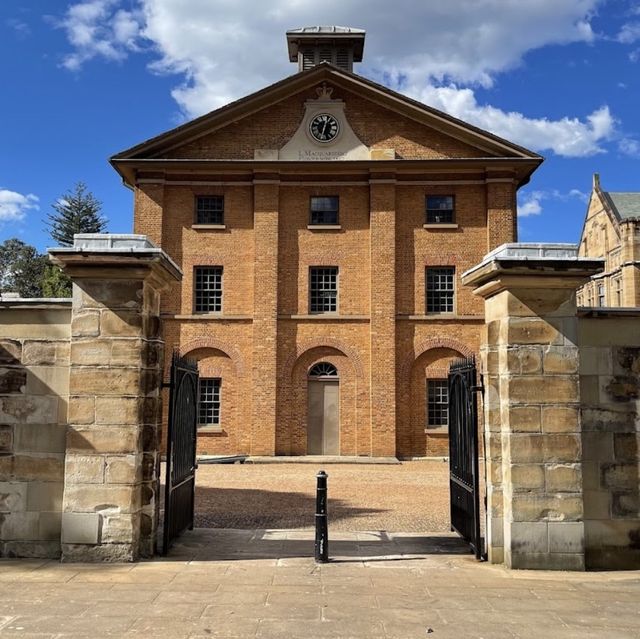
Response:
286,26,365,72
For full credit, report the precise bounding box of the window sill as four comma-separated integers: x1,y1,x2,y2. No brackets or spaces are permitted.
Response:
397,314,481,321
307,225,342,230
198,425,224,434
192,224,226,230
168,314,252,321
425,427,449,435
286,314,369,321
423,223,458,229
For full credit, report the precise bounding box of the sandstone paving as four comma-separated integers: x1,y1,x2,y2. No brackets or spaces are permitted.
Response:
1,528,640,638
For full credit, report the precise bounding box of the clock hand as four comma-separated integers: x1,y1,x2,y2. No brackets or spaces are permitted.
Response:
322,120,330,137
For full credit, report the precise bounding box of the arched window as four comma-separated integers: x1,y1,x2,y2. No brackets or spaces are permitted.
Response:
308,362,338,378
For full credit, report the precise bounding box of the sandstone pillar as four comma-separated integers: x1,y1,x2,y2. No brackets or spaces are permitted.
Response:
50,234,181,561
369,178,397,457
251,178,279,455
463,244,603,570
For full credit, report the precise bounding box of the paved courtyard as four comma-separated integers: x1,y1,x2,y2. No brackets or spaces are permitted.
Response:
1,528,640,638
193,460,451,531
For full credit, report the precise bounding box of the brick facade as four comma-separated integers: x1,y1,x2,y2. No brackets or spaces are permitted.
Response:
113,64,540,458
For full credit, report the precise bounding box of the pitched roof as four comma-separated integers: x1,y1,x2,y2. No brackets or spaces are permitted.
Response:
111,64,542,164
603,192,640,220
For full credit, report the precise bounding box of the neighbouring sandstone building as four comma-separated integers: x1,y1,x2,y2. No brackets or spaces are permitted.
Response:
110,27,542,458
577,173,640,308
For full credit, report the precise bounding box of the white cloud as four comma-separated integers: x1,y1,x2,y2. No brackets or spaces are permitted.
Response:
617,21,640,44
518,188,588,217
417,86,614,157
55,0,616,157
6,18,30,37
58,0,142,71
0,189,39,223
619,137,640,157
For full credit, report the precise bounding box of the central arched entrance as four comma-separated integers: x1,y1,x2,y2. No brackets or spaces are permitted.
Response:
307,362,339,455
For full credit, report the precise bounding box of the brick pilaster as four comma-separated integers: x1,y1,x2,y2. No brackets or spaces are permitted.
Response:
369,179,397,457
251,179,279,455
486,180,517,250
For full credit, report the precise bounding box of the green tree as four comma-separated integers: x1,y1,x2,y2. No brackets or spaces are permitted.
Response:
0,238,48,298
40,264,72,298
46,182,107,246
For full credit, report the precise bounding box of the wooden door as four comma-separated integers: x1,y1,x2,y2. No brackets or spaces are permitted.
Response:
307,380,339,455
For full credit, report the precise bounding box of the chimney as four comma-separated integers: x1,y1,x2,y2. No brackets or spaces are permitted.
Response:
286,26,365,73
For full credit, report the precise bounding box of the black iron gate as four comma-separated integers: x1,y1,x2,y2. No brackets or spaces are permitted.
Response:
448,356,484,560
162,352,199,555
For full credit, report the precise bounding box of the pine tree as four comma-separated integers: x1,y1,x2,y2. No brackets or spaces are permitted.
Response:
46,182,107,246
0,238,48,298
40,264,72,298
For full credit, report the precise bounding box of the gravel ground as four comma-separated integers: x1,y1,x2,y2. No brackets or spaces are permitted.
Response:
192,460,452,532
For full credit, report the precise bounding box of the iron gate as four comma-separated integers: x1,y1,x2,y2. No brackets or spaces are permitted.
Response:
162,352,199,555
448,356,484,560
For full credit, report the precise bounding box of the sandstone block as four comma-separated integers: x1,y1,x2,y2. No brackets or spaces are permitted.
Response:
0,340,21,364
0,481,27,512
111,339,145,366
582,431,613,461
505,318,561,346
506,348,542,375
27,481,64,512
105,455,141,484
95,397,140,425
22,341,69,366
75,279,143,310
0,511,40,541
613,346,640,376
509,551,584,571
511,493,583,522
70,340,111,366
0,425,12,452
508,463,545,490
507,406,541,433
64,455,104,484
66,426,140,454
71,311,100,338
11,454,64,482
508,521,548,553
601,463,639,490
100,513,140,544
68,396,95,425
613,433,640,462
100,310,143,337
579,347,612,376
13,424,66,454
61,512,100,544
63,484,140,514
507,434,545,464
62,541,136,562
583,490,611,519
0,367,26,393
39,511,63,541
545,464,582,493
543,347,579,374
507,376,578,405
69,368,141,396
25,366,69,397
543,434,581,463
604,376,639,402
612,491,640,518
1,539,60,559
541,406,579,433
0,395,59,425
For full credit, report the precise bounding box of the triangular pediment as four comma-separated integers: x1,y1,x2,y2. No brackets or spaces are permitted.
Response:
111,65,541,181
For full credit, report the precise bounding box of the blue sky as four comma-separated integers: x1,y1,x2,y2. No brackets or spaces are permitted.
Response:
1,0,639,252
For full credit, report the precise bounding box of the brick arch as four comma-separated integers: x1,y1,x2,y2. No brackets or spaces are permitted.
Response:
400,337,475,382
179,337,244,376
284,338,364,381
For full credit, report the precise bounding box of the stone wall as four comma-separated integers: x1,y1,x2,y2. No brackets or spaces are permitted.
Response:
0,299,71,558
579,310,640,569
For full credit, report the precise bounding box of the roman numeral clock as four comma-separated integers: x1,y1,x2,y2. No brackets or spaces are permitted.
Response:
309,113,340,143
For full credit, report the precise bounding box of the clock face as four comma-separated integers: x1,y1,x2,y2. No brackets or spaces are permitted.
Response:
309,113,340,143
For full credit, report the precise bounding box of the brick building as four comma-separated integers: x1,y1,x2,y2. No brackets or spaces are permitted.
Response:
110,27,542,458
577,173,640,308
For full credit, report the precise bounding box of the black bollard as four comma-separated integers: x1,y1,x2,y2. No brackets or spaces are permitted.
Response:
315,470,329,563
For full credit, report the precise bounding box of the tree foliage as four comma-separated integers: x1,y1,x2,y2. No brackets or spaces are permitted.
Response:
46,182,106,246
40,264,72,298
0,238,48,298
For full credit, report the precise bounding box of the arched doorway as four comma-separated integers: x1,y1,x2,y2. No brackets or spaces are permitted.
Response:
307,362,339,455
